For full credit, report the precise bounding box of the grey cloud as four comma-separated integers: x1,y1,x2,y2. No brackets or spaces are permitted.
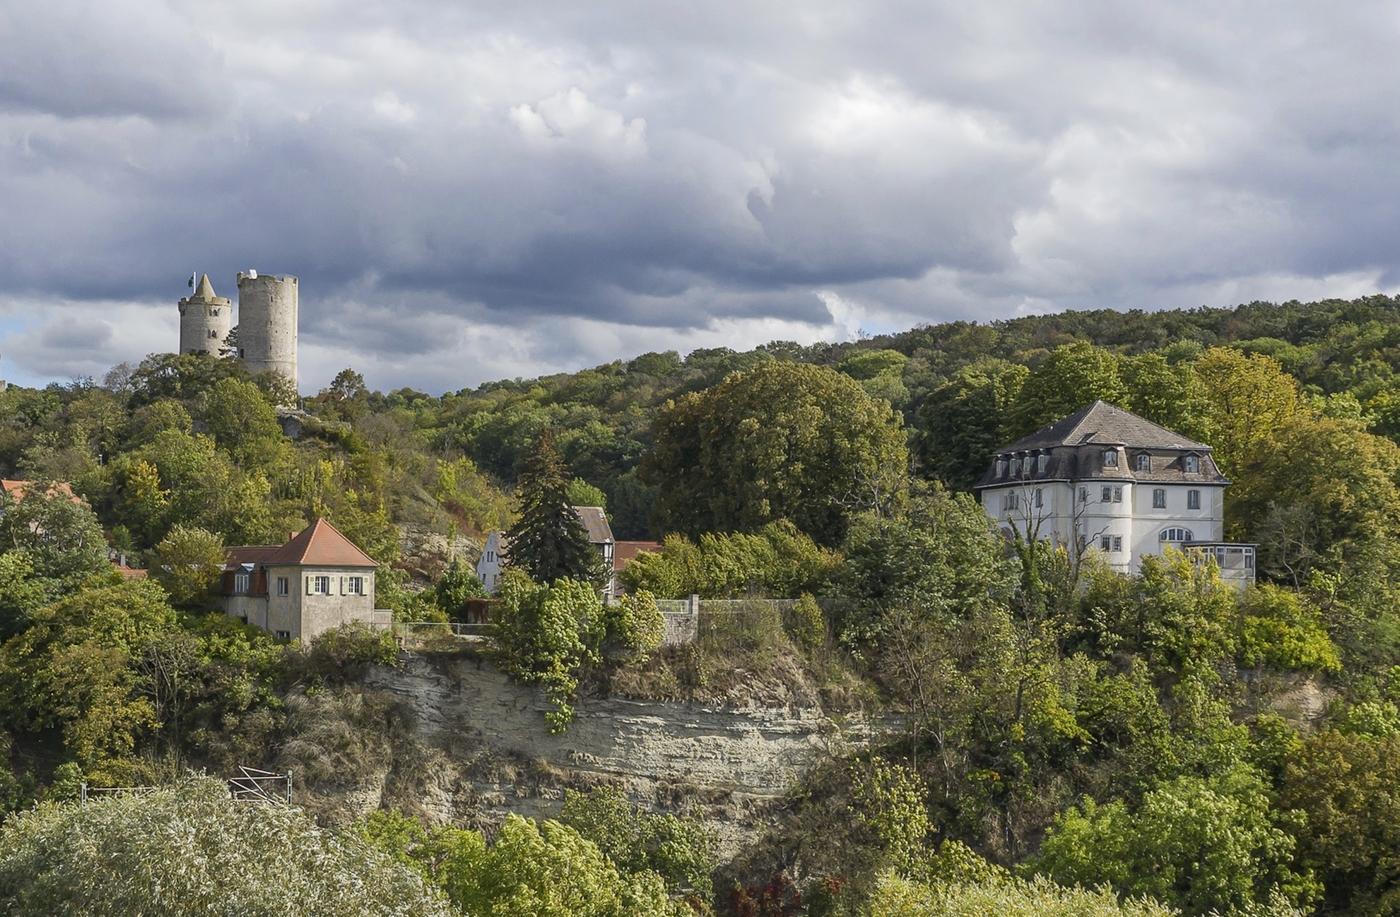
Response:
2,1,1399,392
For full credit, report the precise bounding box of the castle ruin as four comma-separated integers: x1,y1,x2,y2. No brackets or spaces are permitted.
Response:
177,270,298,390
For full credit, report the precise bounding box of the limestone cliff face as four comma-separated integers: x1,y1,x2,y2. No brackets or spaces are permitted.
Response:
298,654,883,853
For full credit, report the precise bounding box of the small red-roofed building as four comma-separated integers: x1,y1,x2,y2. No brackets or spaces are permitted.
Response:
220,518,389,640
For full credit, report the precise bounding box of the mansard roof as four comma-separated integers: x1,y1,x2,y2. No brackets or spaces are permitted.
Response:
1001,401,1211,452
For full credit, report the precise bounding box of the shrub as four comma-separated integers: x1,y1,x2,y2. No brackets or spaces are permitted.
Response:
786,593,826,650
0,777,451,916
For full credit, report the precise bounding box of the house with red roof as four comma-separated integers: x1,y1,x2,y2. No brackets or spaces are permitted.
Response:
220,518,389,640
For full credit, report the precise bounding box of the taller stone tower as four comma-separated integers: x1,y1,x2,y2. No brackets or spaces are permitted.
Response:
177,274,232,356
236,270,298,389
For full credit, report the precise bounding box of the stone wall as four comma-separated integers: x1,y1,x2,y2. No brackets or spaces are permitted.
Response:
297,654,885,854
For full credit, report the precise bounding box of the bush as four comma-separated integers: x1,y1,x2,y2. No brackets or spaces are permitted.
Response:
603,590,664,659
786,593,825,650
0,777,451,916
558,786,718,901
866,872,1175,917
282,622,398,686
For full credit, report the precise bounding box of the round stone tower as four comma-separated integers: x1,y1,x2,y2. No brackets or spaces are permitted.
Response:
177,274,232,356
236,270,298,389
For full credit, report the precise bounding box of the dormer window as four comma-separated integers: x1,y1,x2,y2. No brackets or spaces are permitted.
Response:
1037,453,1050,474
1184,455,1200,474
996,457,1008,478
1135,454,1150,472
1103,449,1119,468
1010,456,1022,477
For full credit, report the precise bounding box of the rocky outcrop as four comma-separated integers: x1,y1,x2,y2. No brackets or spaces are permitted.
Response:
296,653,886,853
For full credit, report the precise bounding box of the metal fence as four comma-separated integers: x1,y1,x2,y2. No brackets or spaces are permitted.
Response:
80,766,293,806
655,597,798,646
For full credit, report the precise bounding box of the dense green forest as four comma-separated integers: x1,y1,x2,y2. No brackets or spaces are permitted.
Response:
1,294,1399,915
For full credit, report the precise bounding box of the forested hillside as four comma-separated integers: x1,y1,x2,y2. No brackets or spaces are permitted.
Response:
1,293,1399,916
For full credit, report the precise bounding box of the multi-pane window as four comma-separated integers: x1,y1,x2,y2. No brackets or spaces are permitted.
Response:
311,575,331,595
1034,488,1043,509
1153,488,1166,509
1103,449,1119,467
1002,492,1019,512
1100,535,1112,551
1184,455,1200,473
347,576,365,596
1113,486,1123,503
1112,535,1123,552
234,573,250,594
1136,454,1151,471
1010,457,1022,476
1159,527,1194,543
275,630,291,640
1101,485,1113,502
276,576,289,596
1187,489,1201,510
1079,486,1089,503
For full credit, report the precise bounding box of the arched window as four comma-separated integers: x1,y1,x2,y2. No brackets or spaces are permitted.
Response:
1159,527,1194,543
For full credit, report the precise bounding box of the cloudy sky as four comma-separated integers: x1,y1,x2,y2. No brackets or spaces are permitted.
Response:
2,2,1398,393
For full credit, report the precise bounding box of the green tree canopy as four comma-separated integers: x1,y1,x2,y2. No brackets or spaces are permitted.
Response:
644,361,908,545
1009,342,1127,438
1032,764,1318,916
0,778,451,917
505,432,599,585
149,525,226,609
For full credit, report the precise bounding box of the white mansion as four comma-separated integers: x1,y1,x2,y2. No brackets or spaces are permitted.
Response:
975,401,1255,586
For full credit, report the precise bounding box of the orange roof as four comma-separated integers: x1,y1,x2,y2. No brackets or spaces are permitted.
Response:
2,480,83,505
225,518,378,569
613,540,662,572
271,518,377,567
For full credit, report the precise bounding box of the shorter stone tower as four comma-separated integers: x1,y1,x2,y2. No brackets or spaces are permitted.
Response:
236,271,298,390
177,274,232,356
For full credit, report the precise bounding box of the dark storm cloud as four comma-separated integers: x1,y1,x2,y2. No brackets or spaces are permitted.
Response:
1,1,1399,391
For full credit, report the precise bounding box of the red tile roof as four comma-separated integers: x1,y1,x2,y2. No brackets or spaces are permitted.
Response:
613,540,662,572
226,518,377,570
2,479,83,505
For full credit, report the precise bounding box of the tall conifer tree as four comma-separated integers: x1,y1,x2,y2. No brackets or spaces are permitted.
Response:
505,431,599,584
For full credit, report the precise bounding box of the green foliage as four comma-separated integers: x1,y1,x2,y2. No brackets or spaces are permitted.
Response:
644,361,908,545
1032,765,1319,916
602,589,664,659
352,809,488,904
492,572,602,731
149,525,226,609
506,432,601,585
451,813,686,917
282,622,399,686
0,552,48,639
0,486,109,590
433,557,487,617
0,777,451,916
559,786,719,901
1237,584,1340,672
565,478,608,509
850,757,930,875
866,872,1175,917
1009,342,1127,437
619,522,840,599
914,359,1027,489
1280,730,1400,915
201,376,284,467
786,592,826,650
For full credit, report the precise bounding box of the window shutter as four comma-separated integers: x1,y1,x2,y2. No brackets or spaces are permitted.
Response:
340,576,347,595
305,576,313,595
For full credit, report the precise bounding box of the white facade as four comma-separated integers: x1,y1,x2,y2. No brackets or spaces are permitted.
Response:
974,402,1254,585
979,469,1225,574
476,531,507,594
